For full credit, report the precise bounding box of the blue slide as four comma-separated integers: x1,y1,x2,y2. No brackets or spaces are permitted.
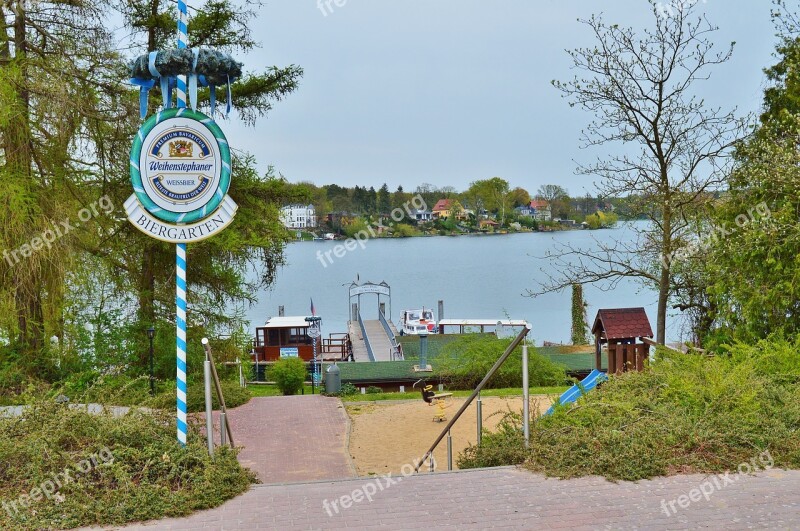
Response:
543,369,608,416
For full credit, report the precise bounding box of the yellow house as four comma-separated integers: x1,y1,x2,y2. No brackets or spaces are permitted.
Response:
432,199,467,220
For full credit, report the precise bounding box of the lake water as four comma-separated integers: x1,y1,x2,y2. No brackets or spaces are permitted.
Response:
244,223,687,344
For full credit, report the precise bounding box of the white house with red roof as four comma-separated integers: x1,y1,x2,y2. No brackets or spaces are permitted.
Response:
529,199,552,221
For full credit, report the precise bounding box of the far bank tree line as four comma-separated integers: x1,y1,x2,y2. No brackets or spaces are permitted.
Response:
292,179,623,232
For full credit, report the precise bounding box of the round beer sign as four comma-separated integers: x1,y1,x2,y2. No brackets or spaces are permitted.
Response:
130,108,231,224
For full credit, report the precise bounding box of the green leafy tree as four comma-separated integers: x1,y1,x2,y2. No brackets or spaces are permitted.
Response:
0,1,132,365
700,1,800,344
18,0,309,376
508,187,531,208
466,177,511,225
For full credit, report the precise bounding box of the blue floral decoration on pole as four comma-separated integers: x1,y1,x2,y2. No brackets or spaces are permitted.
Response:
129,48,243,118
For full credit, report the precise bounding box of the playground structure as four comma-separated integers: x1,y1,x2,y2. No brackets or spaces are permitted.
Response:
592,307,653,374
543,369,607,416
420,384,453,422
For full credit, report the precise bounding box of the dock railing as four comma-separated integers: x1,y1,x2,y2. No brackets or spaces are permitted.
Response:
414,323,531,472
322,333,349,361
378,310,402,361
357,311,376,362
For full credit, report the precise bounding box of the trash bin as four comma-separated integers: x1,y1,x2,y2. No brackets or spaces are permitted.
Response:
325,363,341,394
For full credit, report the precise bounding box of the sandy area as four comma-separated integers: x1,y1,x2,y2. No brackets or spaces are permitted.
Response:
346,395,554,475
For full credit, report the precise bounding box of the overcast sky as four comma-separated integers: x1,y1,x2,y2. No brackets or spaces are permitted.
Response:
221,0,777,196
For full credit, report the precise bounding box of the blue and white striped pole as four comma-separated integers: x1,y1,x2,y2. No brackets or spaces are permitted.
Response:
176,243,188,446
176,0,189,446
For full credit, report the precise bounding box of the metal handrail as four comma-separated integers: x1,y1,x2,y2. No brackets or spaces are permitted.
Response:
357,311,376,362
378,310,396,343
379,310,403,360
414,324,531,472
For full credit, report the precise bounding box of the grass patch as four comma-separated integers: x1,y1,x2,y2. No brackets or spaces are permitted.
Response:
340,386,569,402
0,399,255,530
458,338,800,480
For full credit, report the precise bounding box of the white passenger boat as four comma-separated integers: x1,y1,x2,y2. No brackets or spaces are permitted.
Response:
399,308,437,335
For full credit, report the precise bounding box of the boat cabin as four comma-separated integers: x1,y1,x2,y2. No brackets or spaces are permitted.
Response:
253,316,321,362
400,308,437,335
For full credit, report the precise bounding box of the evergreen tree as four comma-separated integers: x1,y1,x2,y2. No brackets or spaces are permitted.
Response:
378,183,391,214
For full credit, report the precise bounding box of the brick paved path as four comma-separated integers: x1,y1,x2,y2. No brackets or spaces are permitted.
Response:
94,466,800,530
215,395,356,483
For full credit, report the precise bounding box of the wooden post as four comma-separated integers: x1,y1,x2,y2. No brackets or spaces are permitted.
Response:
606,341,617,374
635,344,646,371
594,330,602,370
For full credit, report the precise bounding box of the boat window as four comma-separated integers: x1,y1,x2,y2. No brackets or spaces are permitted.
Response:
423,311,433,320
267,329,280,346
288,327,311,345
409,312,420,320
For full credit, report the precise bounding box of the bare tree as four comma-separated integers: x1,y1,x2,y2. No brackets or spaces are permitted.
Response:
536,184,568,203
531,1,746,344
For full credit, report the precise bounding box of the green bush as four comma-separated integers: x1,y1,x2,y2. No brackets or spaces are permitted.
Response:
436,336,568,390
52,372,251,414
459,337,800,481
366,386,382,394
458,412,531,469
271,357,307,395
150,379,251,413
337,382,359,397
0,399,255,530
186,380,250,412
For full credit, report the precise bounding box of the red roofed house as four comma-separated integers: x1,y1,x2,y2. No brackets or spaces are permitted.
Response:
432,199,466,220
591,308,653,374
529,200,552,221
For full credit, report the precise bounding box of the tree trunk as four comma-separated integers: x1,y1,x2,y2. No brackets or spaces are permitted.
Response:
5,1,45,355
657,207,671,345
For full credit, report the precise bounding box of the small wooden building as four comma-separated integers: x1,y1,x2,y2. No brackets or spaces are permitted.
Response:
592,308,653,374
253,316,321,362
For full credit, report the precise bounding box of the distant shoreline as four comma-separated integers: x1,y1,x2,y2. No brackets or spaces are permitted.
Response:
288,224,624,243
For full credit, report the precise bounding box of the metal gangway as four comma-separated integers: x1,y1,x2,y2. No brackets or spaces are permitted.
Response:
348,310,401,362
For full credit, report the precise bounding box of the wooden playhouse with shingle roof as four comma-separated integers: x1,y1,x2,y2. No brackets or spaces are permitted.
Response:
592,308,653,374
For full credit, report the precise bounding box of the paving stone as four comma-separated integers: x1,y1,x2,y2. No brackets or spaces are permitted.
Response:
80,467,800,530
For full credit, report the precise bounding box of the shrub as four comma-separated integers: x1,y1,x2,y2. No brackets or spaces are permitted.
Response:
459,337,800,481
366,386,382,394
0,399,255,530
55,373,251,414
271,357,307,395
458,412,531,469
436,336,568,390
338,382,359,396
180,379,251,412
